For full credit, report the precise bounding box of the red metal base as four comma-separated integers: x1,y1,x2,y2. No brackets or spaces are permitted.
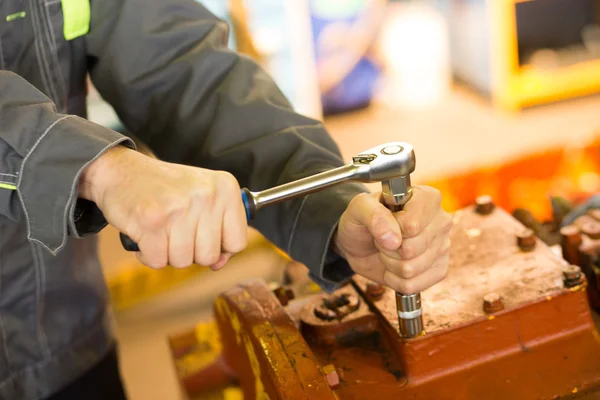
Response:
170,203,600,399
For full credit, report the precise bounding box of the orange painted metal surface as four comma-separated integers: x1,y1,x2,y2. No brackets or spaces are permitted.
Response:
169,203,600,399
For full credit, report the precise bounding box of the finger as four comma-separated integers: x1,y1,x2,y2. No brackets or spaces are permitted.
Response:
135,232,169,269
394,186,442,239
209,252,232,271
194,210,223,267
167,215,197,268
383,255,449,294
349,193,402,251
399,211,453,259
221,190,248,255
382,235,450,280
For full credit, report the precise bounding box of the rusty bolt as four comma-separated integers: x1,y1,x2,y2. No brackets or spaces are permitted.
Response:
483,293,504,314
560,225,583,266
273,287,295,306
475,195,495,215
563,265,585,288
366,283,385,300
517,228,536,252
321,364,340,389
581,221,600,240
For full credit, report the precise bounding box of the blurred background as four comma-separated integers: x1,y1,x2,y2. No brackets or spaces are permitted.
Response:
86,0,600,398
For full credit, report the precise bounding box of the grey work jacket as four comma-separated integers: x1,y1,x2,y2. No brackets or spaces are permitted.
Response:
0,0,365,398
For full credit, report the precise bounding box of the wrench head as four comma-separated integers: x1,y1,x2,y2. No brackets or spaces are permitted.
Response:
351,142,416,181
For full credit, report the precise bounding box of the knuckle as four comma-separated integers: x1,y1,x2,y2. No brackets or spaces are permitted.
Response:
399,263,416,279
227,238,248,254
146,257,167,269
217,171,240,192
352,192,370,205
398,280,416,295
138,205,169,229
431,188,443,206
435,265,449,284
197,250,221,267
439,239,451,256
404,219,420,237
170,259,192,269
441,213,454,232
190,183,216,205
400,244,415,259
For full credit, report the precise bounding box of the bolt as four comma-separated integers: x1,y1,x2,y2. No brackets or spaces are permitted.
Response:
321,364,340,389
517,229,536,252
475,195,495,215
560,225,583,266
581,221,600,240
273,287,295,306
366,283,385,300
563,265,585,288
483,293,504,314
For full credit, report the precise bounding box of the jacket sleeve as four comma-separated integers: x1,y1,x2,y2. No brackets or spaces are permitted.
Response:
85,0,368,291
0,71,135,254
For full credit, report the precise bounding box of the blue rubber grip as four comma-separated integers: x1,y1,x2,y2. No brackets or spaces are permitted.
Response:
241,189,252,221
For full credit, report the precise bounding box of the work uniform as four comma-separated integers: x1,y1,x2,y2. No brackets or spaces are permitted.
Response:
0,0,365,398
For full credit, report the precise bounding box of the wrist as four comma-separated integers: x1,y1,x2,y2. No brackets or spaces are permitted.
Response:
78,145,133,203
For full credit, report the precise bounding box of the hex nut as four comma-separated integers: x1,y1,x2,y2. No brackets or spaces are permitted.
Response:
475,195,495,215
366,283,385,300
563,265,585,288
517,229,536,252
483,293,504,314
322,364,340,389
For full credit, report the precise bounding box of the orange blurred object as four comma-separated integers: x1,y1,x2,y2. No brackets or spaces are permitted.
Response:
427,137,600,221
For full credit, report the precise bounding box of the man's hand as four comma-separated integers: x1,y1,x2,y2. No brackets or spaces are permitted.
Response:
334,186,452,294
79,146,248,270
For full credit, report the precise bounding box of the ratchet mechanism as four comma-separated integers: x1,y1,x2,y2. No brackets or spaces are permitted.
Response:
119,142,424,338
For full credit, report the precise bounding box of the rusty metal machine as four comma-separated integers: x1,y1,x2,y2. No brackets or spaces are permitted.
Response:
168,193,600,399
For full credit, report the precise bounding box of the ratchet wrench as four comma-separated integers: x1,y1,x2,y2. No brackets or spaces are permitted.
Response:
119,142,424,338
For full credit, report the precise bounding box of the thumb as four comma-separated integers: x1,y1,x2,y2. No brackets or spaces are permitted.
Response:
347,193,402,251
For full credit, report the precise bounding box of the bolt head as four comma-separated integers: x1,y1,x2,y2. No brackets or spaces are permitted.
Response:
517,229,536,252
475,195,495,215
366,283,385,299
563,265,585,288
483,293,504,314
322,364,340,388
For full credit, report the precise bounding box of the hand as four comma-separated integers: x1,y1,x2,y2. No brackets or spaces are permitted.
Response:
334,186,452,294
79,146,248,270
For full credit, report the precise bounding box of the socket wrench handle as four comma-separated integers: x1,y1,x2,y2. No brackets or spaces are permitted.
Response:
120,142,416,251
